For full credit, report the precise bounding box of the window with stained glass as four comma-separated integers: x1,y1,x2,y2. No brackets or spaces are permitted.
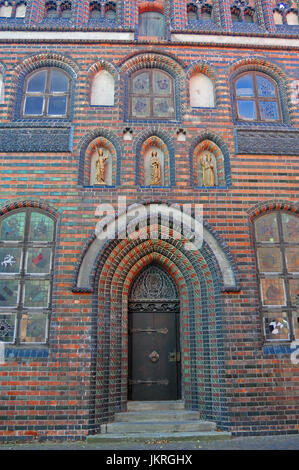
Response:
22,68,70,118
0,209,55,344
234,72,281,122
130,69,175,120
254,212,299,342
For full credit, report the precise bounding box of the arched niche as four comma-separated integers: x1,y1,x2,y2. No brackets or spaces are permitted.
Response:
193,140,225,187
190,73,215,108
86,137,117,187
90,70,115,106
139,136,170,187
286,10,299,24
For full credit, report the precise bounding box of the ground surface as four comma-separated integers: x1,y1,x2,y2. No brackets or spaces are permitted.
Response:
0,434,298,450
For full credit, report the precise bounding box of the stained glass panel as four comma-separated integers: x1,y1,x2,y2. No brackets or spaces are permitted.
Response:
26,248,52,274
285,247,299,273
257,247,282,273
255,213,279,242
289,279,299,305
281,214,299,243
263,311,290,341
153,98,173,117
0,247,22,274
256,75,276,97
259,101,279,121
260,278,286,306
20,313,48,343
24,280,49,308
132,72,150,94
29,212,54,242
293,312,299,339
0,212,26,241
0,280,19,307
0,313,16,342
132,97,150,118
153,71,171,95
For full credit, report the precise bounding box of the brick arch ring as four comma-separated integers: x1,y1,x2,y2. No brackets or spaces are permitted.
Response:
72,202,239,293
90,235,228,430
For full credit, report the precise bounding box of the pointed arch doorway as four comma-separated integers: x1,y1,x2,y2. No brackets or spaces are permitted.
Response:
128,264,181,401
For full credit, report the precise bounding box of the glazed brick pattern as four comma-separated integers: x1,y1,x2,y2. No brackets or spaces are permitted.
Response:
0,35,298,442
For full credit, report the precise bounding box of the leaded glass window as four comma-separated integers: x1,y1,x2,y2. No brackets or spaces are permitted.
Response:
130,69,175,120
138,11,165,38
0,209,55,344
22,68,70,118
254,212,299,342
234,72,281,122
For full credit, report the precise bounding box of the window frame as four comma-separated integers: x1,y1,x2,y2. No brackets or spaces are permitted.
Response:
129,68,175,120
0,208,56,345
233,71,282,123
21,67,71,119
253,211,299,343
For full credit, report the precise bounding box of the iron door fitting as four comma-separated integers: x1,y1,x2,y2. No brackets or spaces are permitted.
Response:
168,351,181,362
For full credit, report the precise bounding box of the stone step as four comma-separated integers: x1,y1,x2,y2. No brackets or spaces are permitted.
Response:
114,410,201,422
87,431,232,444
127,401,185,411
100,420,217,434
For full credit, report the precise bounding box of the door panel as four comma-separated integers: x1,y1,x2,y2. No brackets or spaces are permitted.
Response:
129,307,180,400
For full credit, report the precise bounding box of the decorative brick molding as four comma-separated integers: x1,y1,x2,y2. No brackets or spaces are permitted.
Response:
247,199,299,220
0,199,58,217
235,128,299,155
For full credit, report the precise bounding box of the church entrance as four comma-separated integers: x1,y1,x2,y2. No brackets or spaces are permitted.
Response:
128,264,181,401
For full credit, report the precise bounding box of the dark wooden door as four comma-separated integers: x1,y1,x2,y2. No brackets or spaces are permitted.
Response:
128,265,180,401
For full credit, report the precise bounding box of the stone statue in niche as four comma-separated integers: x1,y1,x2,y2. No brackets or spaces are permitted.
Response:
150,151,161,185
95,147,109,184
200,151,215,186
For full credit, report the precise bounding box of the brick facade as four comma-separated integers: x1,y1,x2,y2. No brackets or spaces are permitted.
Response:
0,0,298,441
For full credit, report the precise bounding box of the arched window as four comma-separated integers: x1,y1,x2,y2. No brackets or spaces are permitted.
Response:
0,1,12,17
187,3,198,21
45,0,57,18
190,73,215,108
22,68,70,118
0,208,56,344
60,0,72,18
105,1,116,20
233,72,281,122
89,0,101,18
253,211,299,342
90,70,114,106
138,11,165,38
286,10,299,24
130,69,175,119
231,6,241,22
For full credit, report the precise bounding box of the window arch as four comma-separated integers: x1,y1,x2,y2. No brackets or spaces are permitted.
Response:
130,69,175,120
0,0,26,18
22,67,70,118
253,211,299,342
90,70,114,106
233,71,282,122
0,208,56,344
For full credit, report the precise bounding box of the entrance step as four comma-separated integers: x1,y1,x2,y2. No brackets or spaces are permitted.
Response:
127,401,185,411
114,410,202,422
87,401,231,443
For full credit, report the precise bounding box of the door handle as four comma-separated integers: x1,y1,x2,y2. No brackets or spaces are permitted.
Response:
168,351,181,362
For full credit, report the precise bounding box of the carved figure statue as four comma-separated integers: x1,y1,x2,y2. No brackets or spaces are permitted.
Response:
95,147,109,184
149,151,161,185
200,152,215,187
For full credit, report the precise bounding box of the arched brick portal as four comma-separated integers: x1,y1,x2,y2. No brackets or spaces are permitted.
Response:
90,234,229,431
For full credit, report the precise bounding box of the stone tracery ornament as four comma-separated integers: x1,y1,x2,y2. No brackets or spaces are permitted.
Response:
149,151,161,185
200,151,215,186
95,146,109,184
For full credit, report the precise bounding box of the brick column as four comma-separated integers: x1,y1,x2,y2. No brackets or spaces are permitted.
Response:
260,0,276,31
217,0,233,31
